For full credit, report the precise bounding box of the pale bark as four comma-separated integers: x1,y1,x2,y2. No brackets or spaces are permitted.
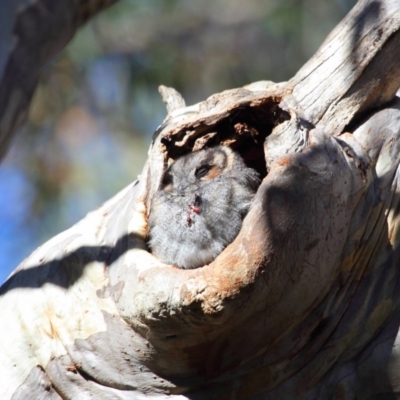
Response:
1,0,400,399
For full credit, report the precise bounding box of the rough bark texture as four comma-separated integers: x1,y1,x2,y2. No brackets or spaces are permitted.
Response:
1,0,400,399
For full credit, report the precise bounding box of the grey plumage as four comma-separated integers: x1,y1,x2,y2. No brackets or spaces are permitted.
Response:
148,145,261,269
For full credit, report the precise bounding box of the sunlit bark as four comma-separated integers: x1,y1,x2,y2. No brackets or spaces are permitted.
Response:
1,0,400,399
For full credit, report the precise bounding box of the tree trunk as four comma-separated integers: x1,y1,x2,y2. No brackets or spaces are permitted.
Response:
1,0,400,399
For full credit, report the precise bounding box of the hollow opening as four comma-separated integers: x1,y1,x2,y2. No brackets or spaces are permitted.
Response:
160,100,288,180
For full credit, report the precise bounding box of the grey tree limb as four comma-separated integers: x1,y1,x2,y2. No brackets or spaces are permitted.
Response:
0,0,119,160
1,0,400,399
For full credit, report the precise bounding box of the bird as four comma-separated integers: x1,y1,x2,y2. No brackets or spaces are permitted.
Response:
148,145,261,269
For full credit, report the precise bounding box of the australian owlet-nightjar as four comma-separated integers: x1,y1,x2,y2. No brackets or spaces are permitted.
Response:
148,145,261,269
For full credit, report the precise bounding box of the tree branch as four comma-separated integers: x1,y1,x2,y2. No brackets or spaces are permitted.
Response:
286,0,400,133
1,0,400,399
0,0,119,160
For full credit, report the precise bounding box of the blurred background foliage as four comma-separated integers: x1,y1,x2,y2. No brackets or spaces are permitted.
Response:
0,0,356,283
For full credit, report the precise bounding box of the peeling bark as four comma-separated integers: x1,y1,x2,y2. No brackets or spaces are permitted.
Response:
1,0,400,399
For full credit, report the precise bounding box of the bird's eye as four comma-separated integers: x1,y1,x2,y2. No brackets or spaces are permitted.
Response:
195,165,211,178
161,173,173,189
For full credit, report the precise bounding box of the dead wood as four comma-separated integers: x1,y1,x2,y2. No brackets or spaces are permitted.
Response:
1,0,400,399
